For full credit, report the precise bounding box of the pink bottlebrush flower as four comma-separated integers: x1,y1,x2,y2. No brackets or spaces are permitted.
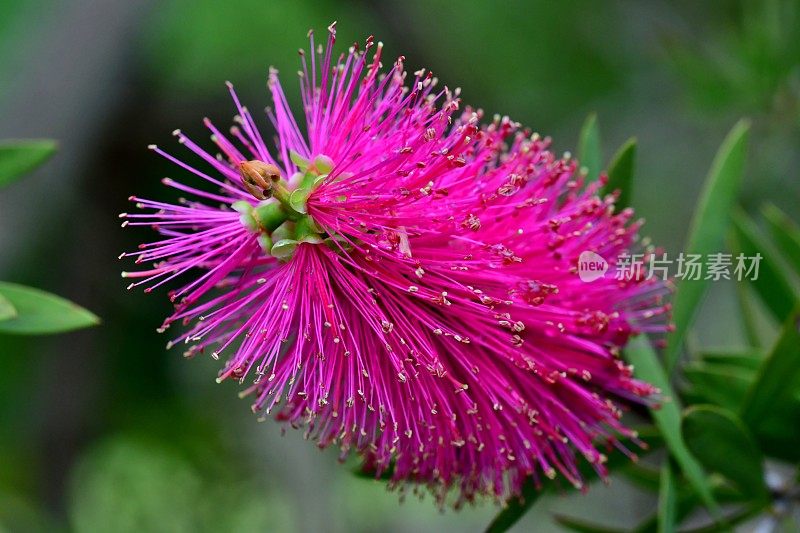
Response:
121,23,669,505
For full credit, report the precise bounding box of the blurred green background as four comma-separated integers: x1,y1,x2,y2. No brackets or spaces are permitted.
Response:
0,0,797,531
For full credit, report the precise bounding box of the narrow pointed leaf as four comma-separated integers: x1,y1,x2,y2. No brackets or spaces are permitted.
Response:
620,462,660,492
635,480,728,533
0,293,17,322
625,336,719,514
634,514,658,533
577,113,602,182
682,405,766,500
657,461,677,533
604,137,636,209
0,139,57,188
761,203,800,275
740,306,800,430
683,362,753,411
733,280,766,347
484,485,543,533
732,210,800,322
682,504,767,533
665,120,750,374
0,282,99,335
698,349,764,371
352,462,394,481
553,515,627,533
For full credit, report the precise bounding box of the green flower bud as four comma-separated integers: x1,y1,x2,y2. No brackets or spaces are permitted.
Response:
257,232,273,254
253,201,288,232
289,150,309,171
270,238,298,260
312,154,334,174
238,211,259,233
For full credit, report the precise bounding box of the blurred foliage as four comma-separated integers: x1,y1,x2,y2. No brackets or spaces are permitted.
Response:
665,0,800,122
68,436,292,533
667,0,800,227
144,0,381,99
69,437,204,533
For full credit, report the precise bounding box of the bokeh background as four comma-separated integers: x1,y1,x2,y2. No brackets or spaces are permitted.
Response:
0,0,798,531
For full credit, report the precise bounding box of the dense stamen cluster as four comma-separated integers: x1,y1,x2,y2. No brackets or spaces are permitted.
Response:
121,23,669,505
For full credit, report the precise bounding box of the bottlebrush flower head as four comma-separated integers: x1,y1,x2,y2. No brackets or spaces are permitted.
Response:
121,23,670,505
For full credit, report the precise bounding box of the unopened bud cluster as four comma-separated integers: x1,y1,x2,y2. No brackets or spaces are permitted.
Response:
235,152,334,260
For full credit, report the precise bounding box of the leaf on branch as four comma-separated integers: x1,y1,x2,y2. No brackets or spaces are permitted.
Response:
625,335,719,515
604,137,636,210
739,306,800,460
0,282,99,335
682,405,767,500
577,113,602,183
665,119,750,374
0,139,57,188
732,209,800,323
0,293,17,322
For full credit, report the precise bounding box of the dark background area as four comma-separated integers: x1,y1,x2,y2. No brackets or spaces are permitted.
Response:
0,1,797,531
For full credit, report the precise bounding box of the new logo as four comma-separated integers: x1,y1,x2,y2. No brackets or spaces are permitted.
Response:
578,251,608,282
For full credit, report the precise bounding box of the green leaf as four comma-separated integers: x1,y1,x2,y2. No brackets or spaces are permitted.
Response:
0,139,57,188
625,335,719,515
733,280,767,347
740,306,800,433
620,462,660,492
682,362,753,412
0,282,99,335
484,484,543,533
604,137,636,210
665,120,750,374
634,478,731,533
682,405,766,500
681,504,766,533
761,203,800,274
553,515,627,533
0,293,16,322
698,349,764,371
577,113,602,182
352,462,394,481
732,210,800,322
657,461,677,533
